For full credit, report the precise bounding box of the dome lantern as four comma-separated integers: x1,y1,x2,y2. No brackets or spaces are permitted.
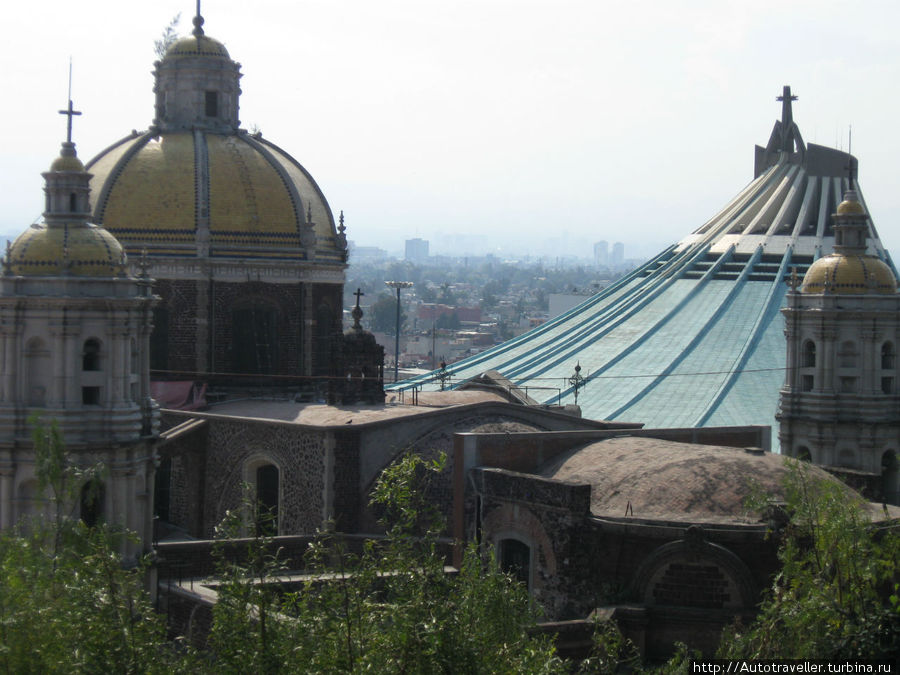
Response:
152,7,242,132
6,103,127,279
799,189,897,295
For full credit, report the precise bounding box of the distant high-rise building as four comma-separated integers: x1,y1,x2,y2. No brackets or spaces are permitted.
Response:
594,241,609,267
405,238,429,264
611,242,624,267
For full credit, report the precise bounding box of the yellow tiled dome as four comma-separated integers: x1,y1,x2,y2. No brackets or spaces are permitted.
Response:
49,153,85,172
800,254,897,294
836,198,866,216
164,34,230,60
88,132,339,260
8,222,125,277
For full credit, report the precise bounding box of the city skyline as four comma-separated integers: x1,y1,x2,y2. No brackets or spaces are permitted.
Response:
2,1,899,260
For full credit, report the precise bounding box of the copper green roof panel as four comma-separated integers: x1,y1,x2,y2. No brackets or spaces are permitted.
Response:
392,90,897,451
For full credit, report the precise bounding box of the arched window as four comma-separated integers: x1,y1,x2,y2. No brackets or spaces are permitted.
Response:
882,342,895,370
232,305,277,375
882,450,898,506
499,538,531,590
16,479,41,523
205,91,218,118
25,337,50,406
154,456,172,522
82,338,101,371
802,340,816,368
255,464,279,536
150,308,169,372
80,479,105,528
314,302,337,377
796,446,812,462
130,338,138,374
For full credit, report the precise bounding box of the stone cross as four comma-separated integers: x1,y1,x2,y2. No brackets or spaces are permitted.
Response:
354,287,365,309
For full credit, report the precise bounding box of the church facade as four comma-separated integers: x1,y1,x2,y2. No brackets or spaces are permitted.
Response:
85,12,347,386
778,189,900,504
0,132,159,557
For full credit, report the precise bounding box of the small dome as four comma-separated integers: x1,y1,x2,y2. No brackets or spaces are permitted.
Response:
8,222,125,277
50,153,85,172
801,253,897,294
164,34,230,59
837,198,866,215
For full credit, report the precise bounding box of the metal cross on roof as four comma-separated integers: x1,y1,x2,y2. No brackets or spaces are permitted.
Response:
58,61,81,143
776,85,797,130
353,287,365,308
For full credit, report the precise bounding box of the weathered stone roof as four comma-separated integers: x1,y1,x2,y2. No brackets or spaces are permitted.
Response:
539,436,900,524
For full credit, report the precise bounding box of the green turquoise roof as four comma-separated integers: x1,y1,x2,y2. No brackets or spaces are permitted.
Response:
391,122,897,451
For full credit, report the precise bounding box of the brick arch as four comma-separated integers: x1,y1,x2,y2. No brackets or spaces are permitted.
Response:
359,413,549,533
630,529,756,610
482,503,557,592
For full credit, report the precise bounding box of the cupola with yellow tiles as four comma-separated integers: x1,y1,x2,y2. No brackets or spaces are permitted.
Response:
0,109,160,554
8,139,126,278
80,5,348,383
86,8,346,264
780,186,900,500
800,189,898,295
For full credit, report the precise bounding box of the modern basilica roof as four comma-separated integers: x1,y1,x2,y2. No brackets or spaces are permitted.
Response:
392,87,898,448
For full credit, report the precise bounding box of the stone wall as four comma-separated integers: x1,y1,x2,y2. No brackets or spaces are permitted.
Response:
469,465,781,658
210,280,303,376
154,279,198,376
202,418,326,537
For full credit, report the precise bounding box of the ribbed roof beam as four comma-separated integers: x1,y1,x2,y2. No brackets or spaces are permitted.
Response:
788,173,820,240
503,241,716,382
551,243,735,403
600,244,757,419
743,165,800,235
694,245,793,426
722,163,792,236
392,247,678,391
692,170,772,236
763,166,804,236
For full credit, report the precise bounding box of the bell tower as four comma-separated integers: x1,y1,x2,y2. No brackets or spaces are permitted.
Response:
0,106,160,556
778,190,900,504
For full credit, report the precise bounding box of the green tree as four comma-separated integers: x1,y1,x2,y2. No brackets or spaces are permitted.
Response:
154,13,181,59
369,292,405,334
209,453,564,673
718,460,900,660
435,311,460,330
0,419,191,673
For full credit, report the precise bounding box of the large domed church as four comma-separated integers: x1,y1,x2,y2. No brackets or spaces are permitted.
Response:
86,11,347,385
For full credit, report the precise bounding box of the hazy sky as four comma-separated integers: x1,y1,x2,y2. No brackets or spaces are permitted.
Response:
2,0,899,259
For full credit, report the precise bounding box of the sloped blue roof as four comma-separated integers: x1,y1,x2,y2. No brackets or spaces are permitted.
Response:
391,94,896,449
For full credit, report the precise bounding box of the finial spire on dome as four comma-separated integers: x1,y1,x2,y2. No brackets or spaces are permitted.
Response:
192,0,205,37
58,60,81,145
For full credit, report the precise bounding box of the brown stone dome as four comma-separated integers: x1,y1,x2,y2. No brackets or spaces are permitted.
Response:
539,437,885,523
